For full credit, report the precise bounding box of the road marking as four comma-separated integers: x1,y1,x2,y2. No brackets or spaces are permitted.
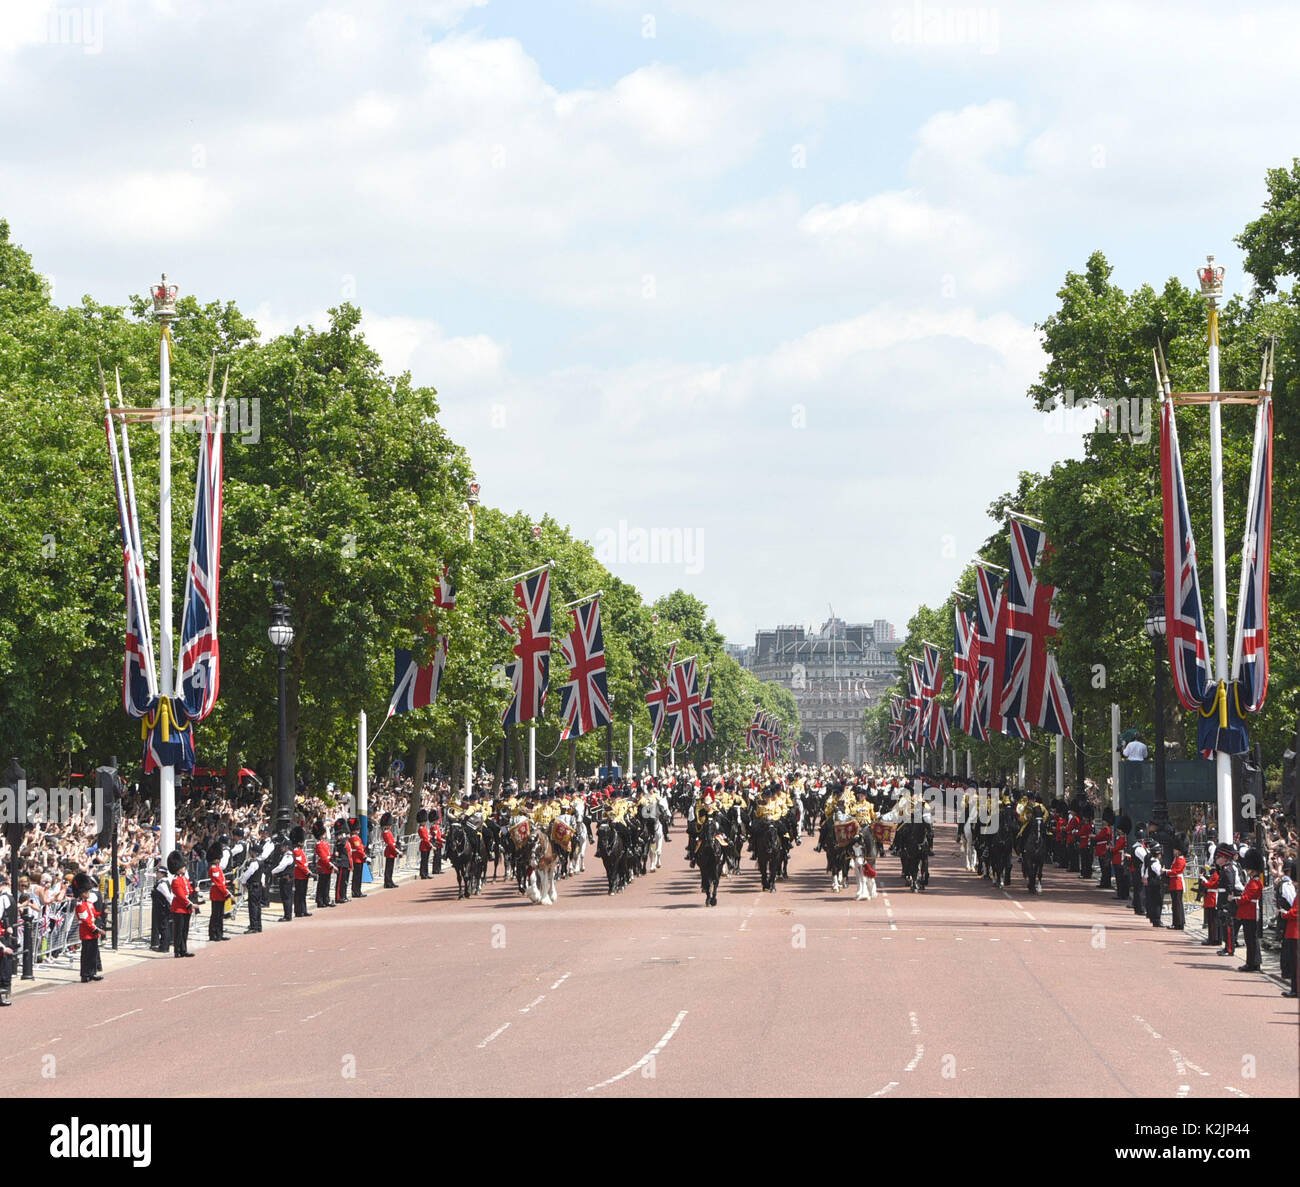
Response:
1224,1086,1249,1098
87,1009,140,1029
477,1023,510,1049
904,1045,924,1073
550,972,571,990
1176,1084,1190,1097
908,1012,920,1036
584,1010,688,1093
1133,1015,1162,1040
870,1081,899,1097
520,995,546,1013
1183,1058,1211,1077
162,985,226,1004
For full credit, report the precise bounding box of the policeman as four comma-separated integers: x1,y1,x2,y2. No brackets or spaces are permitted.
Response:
0,874,15,1005
1213,843,1243,958
270,831,295,921
1144,840,1165,927
240,835,275,934
150,857,174,951
1130,830,1148,915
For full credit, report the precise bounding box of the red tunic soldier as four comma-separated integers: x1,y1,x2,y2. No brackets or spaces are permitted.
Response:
417,808,433,880
348,822,368,899
291,826,312,917
1094,816,1113,889
1166,839,1187,931
168,850,198,957
380,812,399,888
1235,849,1265,972
312,820,334,909
207,844,230,942
73,874,104,983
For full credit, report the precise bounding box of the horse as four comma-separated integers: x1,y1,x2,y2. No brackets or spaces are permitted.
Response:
639,800,665,873
985,813,1015,889
447,821,484,899
524,827,561,905
560,806,586,877
1020,814,1046,895
751,818,783,892
849,826,879,901
824,813,854,892
596,821,629,895
696,814,726,907
894,821,931,892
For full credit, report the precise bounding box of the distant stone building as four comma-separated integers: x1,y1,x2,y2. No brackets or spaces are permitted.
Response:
739,617,900,765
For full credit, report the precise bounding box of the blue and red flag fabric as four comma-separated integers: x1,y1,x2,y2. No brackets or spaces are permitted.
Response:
952,603,986,741
558,595,612,741
697,673,715,742
666,658,701,747
921,643,945,748
1000,519,1074,738
500,570,551,726
389,565,455,716
975,564,1030,740
1159,400,1212,713
176,405,224,721
643,641,676,743
888,695,904,754
1233,396,1272,714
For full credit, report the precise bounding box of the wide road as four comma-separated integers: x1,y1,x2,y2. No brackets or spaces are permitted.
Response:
3,823,1295,1097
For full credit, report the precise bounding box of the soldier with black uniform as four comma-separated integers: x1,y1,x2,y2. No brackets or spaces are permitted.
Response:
270,831,295,922
241,834,275,934
0,874,15,1006
1144,839,1165,927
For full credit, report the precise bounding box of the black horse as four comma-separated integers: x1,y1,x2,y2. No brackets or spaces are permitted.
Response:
752,818,783,892
895,821,931,892
1019,814,1046,894
447,821,484,899
985,814,1015,889
697,815,725,906
596,821,629,894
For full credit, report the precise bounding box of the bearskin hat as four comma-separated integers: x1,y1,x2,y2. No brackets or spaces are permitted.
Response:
290,825,306,845
206,843,223,863
1115,813,1132,834
334,818,348,835
379,812,393,828
1241,847,1265,873
416,808,428,824
1172,833,1188,855
350,820,361,835
311,819,326,839
1101,803,1114,824
166,849,186,875
73,871,96,895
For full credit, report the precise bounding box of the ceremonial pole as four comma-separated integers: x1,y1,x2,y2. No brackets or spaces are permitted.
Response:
356,710,368,842
529,724,536,790
465,480,478,795
1200,256,1235,841
1110,703,1121,813
154,276,177,857
1055,734,1064,800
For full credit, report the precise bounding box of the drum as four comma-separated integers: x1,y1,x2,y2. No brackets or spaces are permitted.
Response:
833,820,859,850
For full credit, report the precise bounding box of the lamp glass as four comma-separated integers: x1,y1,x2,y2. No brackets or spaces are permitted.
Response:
268,622,294,648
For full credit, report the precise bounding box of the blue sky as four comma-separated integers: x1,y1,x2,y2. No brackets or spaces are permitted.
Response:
2,0,1296,643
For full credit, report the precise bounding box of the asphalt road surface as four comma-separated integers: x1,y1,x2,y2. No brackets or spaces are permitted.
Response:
4,825,1296,1098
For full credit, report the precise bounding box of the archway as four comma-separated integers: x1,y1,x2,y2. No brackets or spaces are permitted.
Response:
823,731,849,764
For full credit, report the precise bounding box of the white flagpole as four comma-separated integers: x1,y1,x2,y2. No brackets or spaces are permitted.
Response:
1201,256,1235,842
1110,703,1121,813
465,482,478,796
1055,734,1064,799
529,723,536,790
627,721,634,776
357,710,369,839
155,275,176,859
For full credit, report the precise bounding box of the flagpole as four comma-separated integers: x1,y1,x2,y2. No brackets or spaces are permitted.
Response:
154,275,177,859
1201,255,1235,842
465,480,478,796
529,724,536,790
1055,734,1064,800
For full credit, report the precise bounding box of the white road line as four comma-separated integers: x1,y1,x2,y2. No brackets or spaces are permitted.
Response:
477,1023,510,1049
584,1010,688,1093
162,985,226,1004
1177,1084,1190,1098
908,1012,920,1036
1183,1058,1211,1078
870,1081,899,1097
1224,1086,1249,1098
87,1009,140,1029
1133,1015,1162,1040
520,995,546,1013
550,972,571,990
1169,1048,1187,1077
904,1045,924,1073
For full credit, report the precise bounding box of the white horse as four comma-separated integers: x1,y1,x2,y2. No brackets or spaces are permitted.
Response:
640,800,665,873
849,832,877,901
562,803,586,876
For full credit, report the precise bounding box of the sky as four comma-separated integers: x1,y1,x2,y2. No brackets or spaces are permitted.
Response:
3,0,1297,644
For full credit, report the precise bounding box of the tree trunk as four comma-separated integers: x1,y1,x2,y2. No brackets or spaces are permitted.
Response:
406,742,426,836
225,735,240,797
450,734,463,802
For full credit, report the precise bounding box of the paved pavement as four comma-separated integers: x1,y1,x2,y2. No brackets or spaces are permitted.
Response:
2,825,1295,1098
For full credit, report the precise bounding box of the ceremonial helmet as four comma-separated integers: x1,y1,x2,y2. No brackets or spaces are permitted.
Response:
206,842,223,863
1241,847,1265,874
72,871,96,895
1115,813,1132,834
1214,841,1237,861
416,808,428,824
166,849,186,875
290,825,306,846
311,819,326,839
379,812,393,828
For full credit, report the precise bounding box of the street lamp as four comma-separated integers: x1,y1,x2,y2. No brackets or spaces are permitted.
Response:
268,581,294,834
1144,571,1168,834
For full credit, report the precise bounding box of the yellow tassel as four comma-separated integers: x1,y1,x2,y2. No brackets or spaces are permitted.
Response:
1217,681,1228,729
1207,307,1219,349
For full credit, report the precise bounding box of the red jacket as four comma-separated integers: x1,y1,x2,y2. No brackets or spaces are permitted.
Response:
1111,832,1126,866
208,863,230,903
1236,876,1262,920
1077,821,1092,849
418,825,432,852
314,839,333,875
1285,898,1298,942
348,835,366,866
293,848,310,881
171,874,195,915
75,898,100,941
1203,869,1219,908
1093,825,1111,858
383,829,398,859
1167,855,1186,892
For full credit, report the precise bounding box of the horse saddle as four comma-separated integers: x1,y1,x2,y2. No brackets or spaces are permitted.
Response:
509,820,531,849
833,820,860,850
549,819,574,851
640,803,658,821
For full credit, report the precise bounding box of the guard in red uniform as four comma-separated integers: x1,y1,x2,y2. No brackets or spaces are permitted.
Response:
1064,810,1081,872
1235,848,1265,972
312,820,334,908
1053,807,1067,868
1112,815,1130,900
73,874,104,982
348,822,368,898
1201,866,1220,945
291,826,312,917
430,816,444,875
1094,812,1113,889
417,808,433,880
1077,808,1093,879
1282,893,1298,999
207,843,230,942
168,850,198,957
380,812,399,888
1166,837,1187,931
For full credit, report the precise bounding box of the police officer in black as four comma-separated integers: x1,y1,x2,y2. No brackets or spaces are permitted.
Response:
150,857,173,951
271,831,295,922
0,873,16,1006
241,834,275,934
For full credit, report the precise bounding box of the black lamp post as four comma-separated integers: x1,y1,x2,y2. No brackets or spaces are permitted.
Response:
268,581,294,834
1143,571,1168,833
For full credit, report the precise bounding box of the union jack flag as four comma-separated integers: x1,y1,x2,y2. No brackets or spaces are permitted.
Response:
975,565,1029,739
921,643,945,748
697,672,715,742
1233,397,1272,713
104,407,157,718
888,695,904,754
177,405,224,721
143,699,195,774
559,596,613,740
932,704,951,749
1001,519,1073,738
666,658,701,747
499,570,551,726
644,642,676,741
1160,400,1212,712
952,603,985,740
905,657,925,751
389,565,456,716
746,706,766,755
